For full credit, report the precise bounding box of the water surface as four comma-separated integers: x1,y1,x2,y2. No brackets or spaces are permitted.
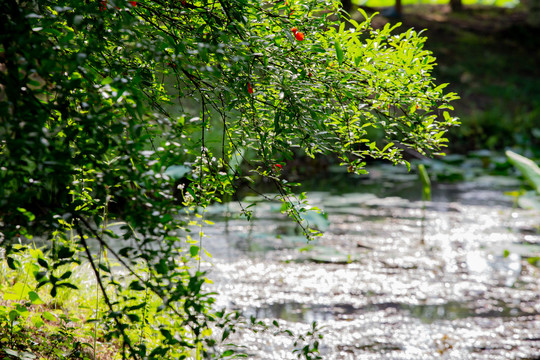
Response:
201,172,540,359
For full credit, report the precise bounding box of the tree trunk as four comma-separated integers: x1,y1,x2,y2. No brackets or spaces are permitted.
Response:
450,0,463,12
395,0,402,17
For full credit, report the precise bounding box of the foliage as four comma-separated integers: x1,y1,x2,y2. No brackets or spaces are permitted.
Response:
0,247,324,359
505,150,540,210
0,247,97,360
0,0,457,358
411,6,540,153
506,150,540,193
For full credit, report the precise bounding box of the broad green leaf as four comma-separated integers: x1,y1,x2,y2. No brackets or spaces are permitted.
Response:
41,311,57,322
101,76,113,85
37,257,49,269
334,41,344,65
28,291,43,305
164,165,191,180
6,256,20,270
9,310,20,322
31,314,44,329
190,245,200,257
506,150,540,193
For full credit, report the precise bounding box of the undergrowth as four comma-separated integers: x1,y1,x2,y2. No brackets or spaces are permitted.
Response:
0,247,324,360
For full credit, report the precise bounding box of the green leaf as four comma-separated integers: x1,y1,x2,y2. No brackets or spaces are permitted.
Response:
31,314,44,329
35,271,47,282
57,246,75,259
15,304,28,314
164,165,191,180
57,282,78,290
127,313,140,322
357,7,369,21
2,290,16,301
126,303,147,311
222,327,231,341
528,257,540,267
382,142,394,152
101,76,113,85
28,291,43,305
229,148,246,175
222,350,234,356
334,41,344,65
517,192,540,210
506,150,540,193
190,245,200,257
5,282,29,300
129,281,146,291
9,309,20,322
41,311,56,322
98,263,111,273
155,259,168,275
6,256,20,270
37,257,49,269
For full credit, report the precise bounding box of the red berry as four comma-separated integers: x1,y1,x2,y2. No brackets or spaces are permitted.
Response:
291,26,298,33
128,1,137,6
295,32,304,41
248,83,254,94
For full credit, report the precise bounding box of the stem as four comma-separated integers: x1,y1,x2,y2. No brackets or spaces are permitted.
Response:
138,279,150,347
93,248,103,357
75,221,140,360
198,210,205,272
94,189,110,360
17,258,30,302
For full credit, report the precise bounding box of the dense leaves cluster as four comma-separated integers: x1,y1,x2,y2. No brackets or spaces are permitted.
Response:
0,0,458,358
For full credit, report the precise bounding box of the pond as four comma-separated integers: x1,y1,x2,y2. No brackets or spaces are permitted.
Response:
200,164,540,359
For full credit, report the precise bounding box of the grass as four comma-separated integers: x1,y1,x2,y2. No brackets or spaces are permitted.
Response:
0,245,181,360
0,247,118,360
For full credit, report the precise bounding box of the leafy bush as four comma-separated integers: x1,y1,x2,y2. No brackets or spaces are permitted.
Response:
0,0,458,358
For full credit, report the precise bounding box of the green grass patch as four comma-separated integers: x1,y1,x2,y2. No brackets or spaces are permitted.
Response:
0,246,195,360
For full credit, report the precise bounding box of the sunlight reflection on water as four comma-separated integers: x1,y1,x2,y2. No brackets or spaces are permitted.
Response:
201,180,540,359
